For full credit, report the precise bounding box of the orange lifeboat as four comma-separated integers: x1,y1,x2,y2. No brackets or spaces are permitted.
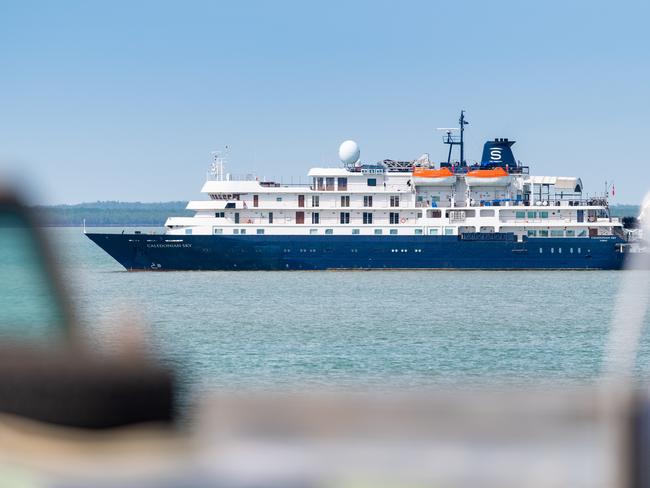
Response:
412,167,456,186
465,167,512,186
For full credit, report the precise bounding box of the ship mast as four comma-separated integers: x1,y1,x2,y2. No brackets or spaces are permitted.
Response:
459,110,468,165
439,110,469,166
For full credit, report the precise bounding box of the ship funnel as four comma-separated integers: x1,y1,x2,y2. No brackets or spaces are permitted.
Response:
480,139,517,169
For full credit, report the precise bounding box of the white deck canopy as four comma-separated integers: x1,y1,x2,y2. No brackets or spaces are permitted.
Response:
525,176,582,193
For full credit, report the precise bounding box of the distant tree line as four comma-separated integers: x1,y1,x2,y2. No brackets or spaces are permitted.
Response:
32,201,641,227
33,201,193,227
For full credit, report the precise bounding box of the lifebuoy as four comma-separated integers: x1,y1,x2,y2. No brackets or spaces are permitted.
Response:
400,218,406,224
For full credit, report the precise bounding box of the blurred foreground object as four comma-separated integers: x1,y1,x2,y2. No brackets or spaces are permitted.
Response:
0,189,175,428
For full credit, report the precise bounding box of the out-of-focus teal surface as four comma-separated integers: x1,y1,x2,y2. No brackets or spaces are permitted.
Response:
0,217,65,343
40,228,650,395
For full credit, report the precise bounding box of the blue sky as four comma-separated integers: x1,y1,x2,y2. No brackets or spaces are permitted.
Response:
1,0,648,204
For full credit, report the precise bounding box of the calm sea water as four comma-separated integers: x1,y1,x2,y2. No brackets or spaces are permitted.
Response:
41,228,650,397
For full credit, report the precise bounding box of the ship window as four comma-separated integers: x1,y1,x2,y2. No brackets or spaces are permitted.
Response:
415,229,423,235
310,229,318,235
185,229,192,235
296,211,305,224
417,212,422,218
268,212,273,224
481,209,495,217
540,211,549,218
389,212,400,224
325,228,333,235
515,211,525,219
340,212,350,224
312,195,320,207
326,178,335,191
429,228,439,235
539,230,549,237
352,228,360,235
253,195,259,207
234,212,240,224
390,229,398,235
341,195,350,207
444,227,454,235
390,195,400,207
225,202,236,209
337,178,348,191
577,229,587,237
551,230,564,237
558,247,562,253
550,247,554,253
362,212,373,224
240,229,246,235
566,230,575,237
374,229,382,235
527,211,537,218
527,230,537,237
215,212,225,218
363,196,373,207
539,247,543,253
367,178,377,187
256,229,264,235
233,229,239,235
213,228,223,234
312,212,320,224
276,197,283,202
428,209,442,218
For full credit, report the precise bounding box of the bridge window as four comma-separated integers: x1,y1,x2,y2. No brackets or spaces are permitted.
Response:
317,178,324,190
367,178,377,187
325,178,335,191
337,178,348,191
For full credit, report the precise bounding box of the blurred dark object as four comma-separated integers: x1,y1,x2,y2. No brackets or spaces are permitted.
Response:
623,216,640,229
0,189,175,428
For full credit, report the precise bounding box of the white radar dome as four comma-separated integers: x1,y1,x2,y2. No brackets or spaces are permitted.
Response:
338,140,360,165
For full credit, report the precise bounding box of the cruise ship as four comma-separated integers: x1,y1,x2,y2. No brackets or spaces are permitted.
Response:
87,112,628,270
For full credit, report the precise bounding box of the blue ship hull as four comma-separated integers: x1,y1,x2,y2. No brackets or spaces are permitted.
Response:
86,232,626,270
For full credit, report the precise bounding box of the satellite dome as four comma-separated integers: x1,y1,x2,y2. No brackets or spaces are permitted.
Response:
338,140,360,165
